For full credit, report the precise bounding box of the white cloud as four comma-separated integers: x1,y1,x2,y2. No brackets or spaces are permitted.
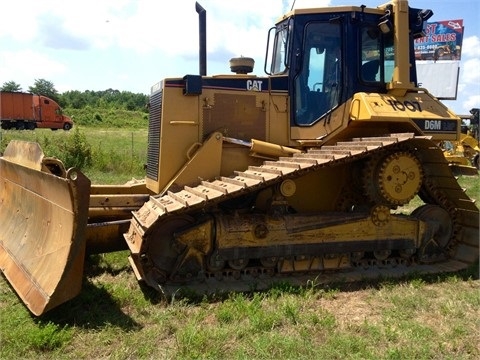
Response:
108,0,287,57
0,50,66,88
461,58,480,85
461,36,480,58
463,94,480,111
0,3,38,41
1,0,332,58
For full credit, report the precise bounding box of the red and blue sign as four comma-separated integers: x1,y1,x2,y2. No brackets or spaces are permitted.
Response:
414,19,464,61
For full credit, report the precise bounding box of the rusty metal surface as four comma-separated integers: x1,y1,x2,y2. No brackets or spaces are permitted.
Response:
0,141,90,315
1,140,45,170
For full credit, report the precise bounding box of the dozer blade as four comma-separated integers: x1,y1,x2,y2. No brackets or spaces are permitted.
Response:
0,141,90,316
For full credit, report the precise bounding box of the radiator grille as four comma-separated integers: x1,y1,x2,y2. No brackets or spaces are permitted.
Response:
146,89,162,181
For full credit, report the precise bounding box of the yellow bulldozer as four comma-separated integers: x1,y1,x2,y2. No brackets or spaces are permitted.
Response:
442,110,480,174
1,0,478,316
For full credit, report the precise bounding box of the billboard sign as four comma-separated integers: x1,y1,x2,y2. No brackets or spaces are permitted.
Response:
415,19,464,99
414,19,464,61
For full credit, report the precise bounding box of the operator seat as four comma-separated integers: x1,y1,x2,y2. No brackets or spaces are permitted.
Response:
361,60,379,82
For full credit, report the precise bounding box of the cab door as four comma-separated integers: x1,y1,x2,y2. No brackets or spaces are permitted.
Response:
290,20,344,139
39,97,55,122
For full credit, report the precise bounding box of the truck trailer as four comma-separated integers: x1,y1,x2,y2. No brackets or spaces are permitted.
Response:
0,91,73,130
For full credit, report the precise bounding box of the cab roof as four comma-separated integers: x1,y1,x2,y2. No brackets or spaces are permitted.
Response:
276,5,384,24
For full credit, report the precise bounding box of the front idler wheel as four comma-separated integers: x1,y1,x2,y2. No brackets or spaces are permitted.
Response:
142,215,195,286
413,205,453,262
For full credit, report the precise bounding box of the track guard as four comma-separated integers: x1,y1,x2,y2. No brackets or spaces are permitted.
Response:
0,141,90,315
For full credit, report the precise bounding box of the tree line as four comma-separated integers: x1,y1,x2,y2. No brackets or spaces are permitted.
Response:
1,79,149,113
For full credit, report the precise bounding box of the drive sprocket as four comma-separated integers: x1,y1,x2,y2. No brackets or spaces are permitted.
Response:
363,151,423,207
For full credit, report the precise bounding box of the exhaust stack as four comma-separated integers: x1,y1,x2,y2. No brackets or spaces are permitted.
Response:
196,2,207,76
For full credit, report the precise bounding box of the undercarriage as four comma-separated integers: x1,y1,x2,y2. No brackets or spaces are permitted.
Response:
125,134,479,295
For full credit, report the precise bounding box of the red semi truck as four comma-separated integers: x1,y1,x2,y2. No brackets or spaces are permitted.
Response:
0,92,73,130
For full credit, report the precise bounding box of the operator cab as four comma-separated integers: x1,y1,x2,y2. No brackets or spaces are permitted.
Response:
266,4,431,127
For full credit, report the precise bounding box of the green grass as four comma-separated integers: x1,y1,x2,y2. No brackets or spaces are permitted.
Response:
0,126,148,184
0,127,479,359
1,269,478,359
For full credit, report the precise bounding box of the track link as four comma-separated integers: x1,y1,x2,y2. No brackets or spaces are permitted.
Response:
129,134,414,226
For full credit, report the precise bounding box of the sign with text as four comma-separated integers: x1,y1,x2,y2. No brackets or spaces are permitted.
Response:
415,19,463,99
414,19,464,61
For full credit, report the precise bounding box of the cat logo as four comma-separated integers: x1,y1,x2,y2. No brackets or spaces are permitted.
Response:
247,80,263,92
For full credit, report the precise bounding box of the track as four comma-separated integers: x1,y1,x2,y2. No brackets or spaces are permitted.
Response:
125,133,479,295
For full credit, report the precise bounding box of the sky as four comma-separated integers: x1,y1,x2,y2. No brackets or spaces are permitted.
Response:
0,0,478,114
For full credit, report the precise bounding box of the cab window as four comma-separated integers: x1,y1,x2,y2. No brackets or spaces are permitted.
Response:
360,26,394,83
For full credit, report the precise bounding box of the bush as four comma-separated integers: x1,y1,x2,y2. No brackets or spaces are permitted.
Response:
65,107,147,128
64,128,92,169
42,128,92,170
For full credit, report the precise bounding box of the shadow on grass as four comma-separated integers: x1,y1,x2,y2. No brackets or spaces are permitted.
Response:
35,252,142,330
37,280,141,331
136,259,480,306
290,259,480,295
33,257,479,327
